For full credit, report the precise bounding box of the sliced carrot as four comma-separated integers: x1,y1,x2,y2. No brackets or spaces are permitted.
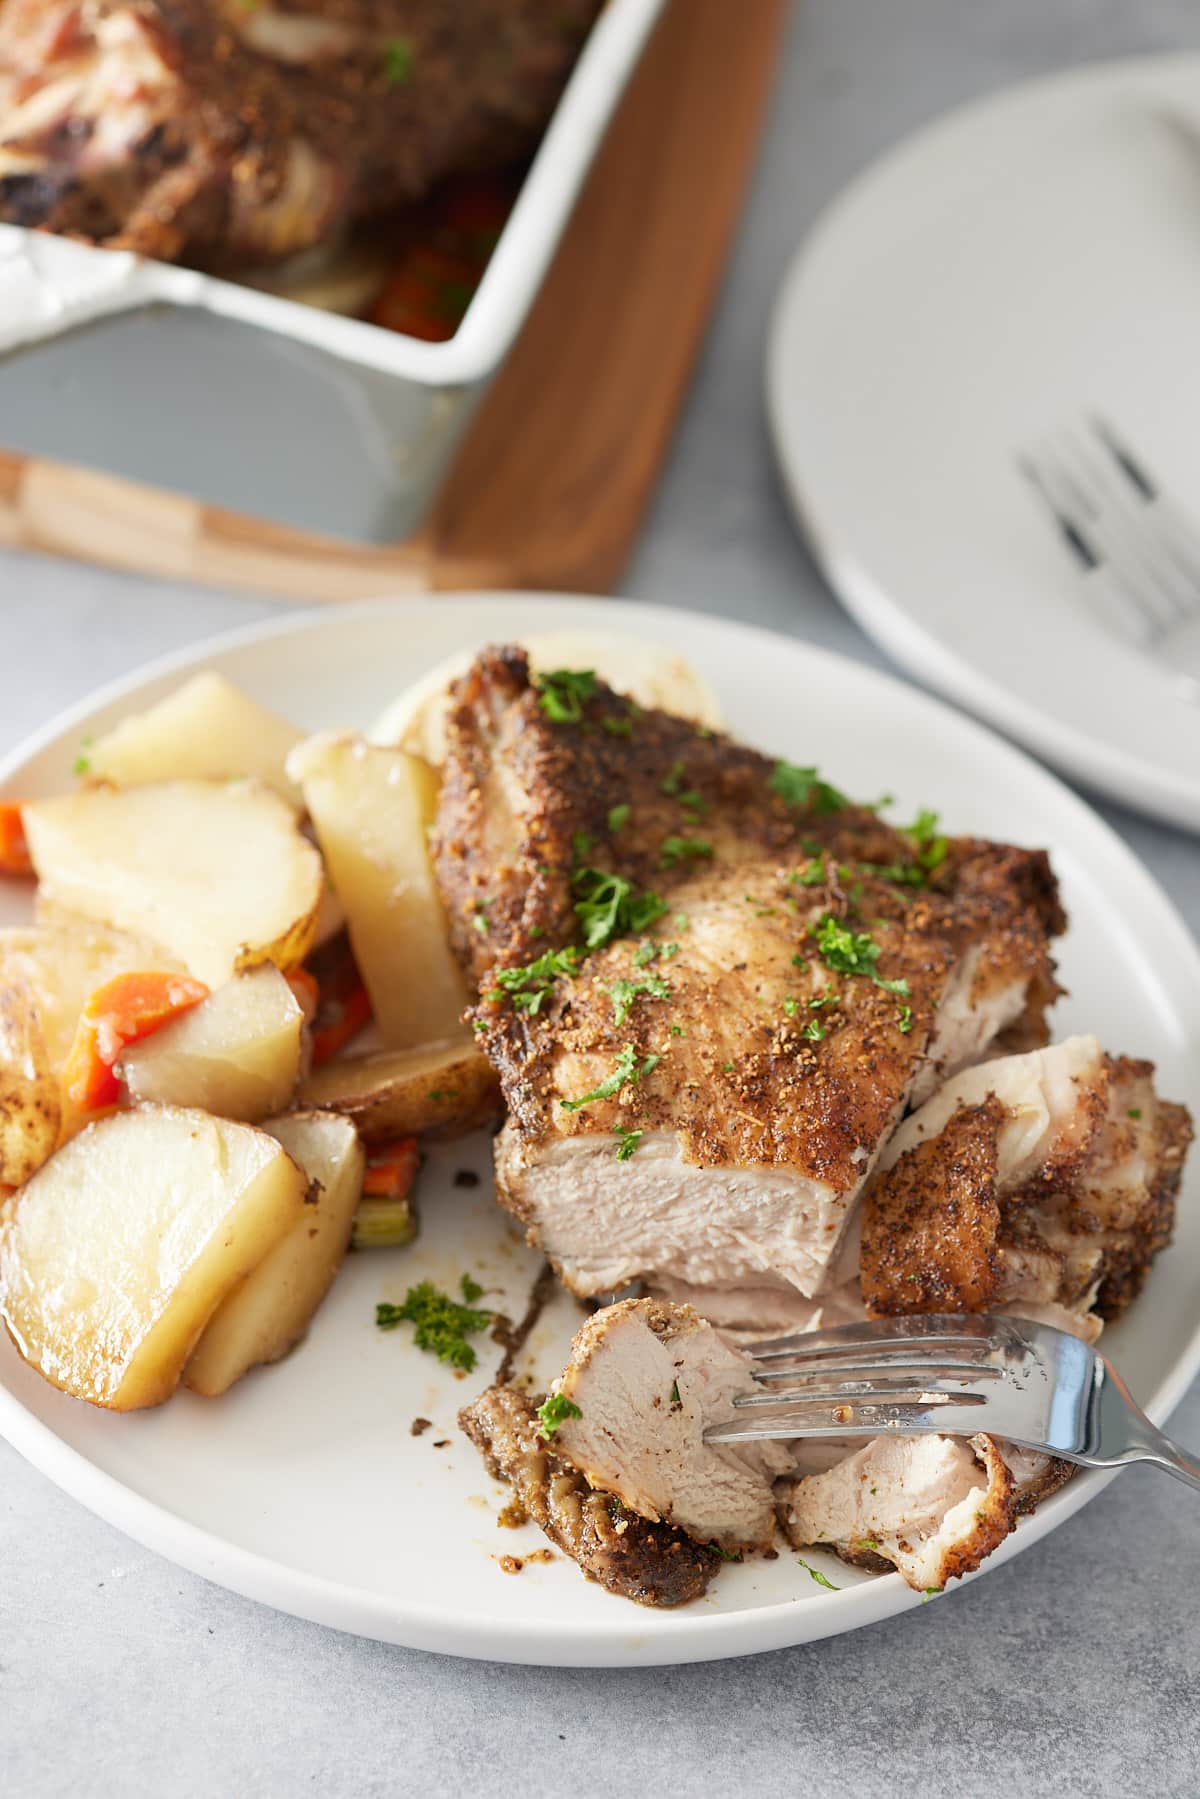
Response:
0,803,32,876
362,1136,420,1202
64,970,210,1112
304,931,373,1065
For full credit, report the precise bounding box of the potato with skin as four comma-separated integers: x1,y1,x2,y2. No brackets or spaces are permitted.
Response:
22,779,323,989
288,734,468,1049
184,1111,365,1398
0,1107,311,1409
119,965,304,1121
0,979,61,1188
82,672,304,806
298,1039,499,1141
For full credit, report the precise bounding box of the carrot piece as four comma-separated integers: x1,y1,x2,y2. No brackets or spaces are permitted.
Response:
286,968,320,1021
361,1136,420,1201
64,971,210,1112
311,981,372,1067
0,803,32,876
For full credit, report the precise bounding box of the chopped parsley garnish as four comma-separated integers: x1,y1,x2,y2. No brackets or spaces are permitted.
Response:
721,1062,734,1073
796,1557,840,1591
808,989,838,1009
607,802,631,834
770,760,850,815
675,913,690,930
572,830,597,862
459,1273,484,1303
921,1586,943,1603
706,1542,742,1562
812,914,910,999
472,913,488,936
612,1125,643,1162
901,807,949,874
793,859,828,887
898,1004,913,1034
791,953,809,970
602,714,633,737
573,867,668,949
634,938,678,967
670,1024,685,1037
783,997,798,1017
802,1021,827,1042
537,668,598,723
381,36,413,84
73,735,94,776
659,835,713,869
1128,1106,1142,1120
491,946,580,1014
536,1394,582,1439
560,1045,659,1112
670,1380,682,1408
608,973,671,1027
660,761,687,796
376,1280,492,1372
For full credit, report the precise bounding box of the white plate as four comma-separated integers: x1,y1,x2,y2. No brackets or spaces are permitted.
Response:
768,53,1200,835
1,594,1197,1667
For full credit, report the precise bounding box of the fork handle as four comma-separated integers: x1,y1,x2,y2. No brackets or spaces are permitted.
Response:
1128,1430,1200,1493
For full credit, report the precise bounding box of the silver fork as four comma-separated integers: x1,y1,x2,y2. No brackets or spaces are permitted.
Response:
702,1314,1200,1490
1018,415,1200,691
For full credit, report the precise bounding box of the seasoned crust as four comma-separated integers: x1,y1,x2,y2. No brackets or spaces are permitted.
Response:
458,1384,719,1608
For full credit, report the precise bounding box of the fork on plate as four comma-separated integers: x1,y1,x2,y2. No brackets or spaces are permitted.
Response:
702,1313,1200,1490
1018,415,1200,689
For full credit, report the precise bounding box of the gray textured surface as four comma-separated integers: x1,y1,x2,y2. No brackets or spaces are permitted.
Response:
2,3,1199,1795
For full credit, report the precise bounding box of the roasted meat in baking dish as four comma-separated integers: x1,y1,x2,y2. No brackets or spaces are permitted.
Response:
0,0,600,264
434,647,1066,1320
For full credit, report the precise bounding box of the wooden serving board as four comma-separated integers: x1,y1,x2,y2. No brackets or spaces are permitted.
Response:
0,0,790,602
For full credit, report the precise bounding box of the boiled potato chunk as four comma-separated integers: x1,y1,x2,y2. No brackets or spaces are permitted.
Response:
298,1039,499,1141
82,672,304,806
119,965,304,1120
0,978,61,1188
0,1107,310,1409
370,632,725,765
184,1110,364,1397
22,779,323,989
288,734,467,1048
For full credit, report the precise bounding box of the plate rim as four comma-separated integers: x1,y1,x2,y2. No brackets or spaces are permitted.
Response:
1,589,1197,1666
765,49,1200,836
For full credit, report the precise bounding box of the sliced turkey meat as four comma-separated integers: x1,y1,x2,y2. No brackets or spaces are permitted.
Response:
778,1433,1016,1591
548,1298,792,1553
458,1383,718,1609
437,649,1065,1310
861,1034,1193,1328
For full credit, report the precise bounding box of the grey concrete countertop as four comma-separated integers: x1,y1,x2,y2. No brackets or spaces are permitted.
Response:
3,4,1199,1795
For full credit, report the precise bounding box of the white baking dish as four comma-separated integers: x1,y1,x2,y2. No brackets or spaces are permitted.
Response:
0,0,664,544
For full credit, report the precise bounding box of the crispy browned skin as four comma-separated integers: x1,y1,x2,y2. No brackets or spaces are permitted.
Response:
458,1385,718,1608
0,0,599,264
862,1054,1192,1323
433,645,933,988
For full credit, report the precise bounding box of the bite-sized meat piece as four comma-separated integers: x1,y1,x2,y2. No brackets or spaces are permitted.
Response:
458,1383,718,1609
548,1298,792,1553
861,1035,1192,1327
463,814,1062,1304
647,1273,868,1340
0,0,600,265
779,1432,1016,1592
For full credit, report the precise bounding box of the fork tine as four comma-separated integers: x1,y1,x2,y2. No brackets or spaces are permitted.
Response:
748,1316,1003,1359
751,1358,1005,1386
704,1398,988,1445
1059,430,1192,628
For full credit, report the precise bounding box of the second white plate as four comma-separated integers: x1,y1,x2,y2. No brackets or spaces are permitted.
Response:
769,53,1200,834
1,594,1198,1664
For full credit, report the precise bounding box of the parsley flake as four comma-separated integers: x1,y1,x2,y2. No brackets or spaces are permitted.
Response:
573,867,668,949
659,835,713,869
381,35,413,84
783,997,798,1016
613,1124,643,1162
560,1045,658,1112
492,946,580,1014
376,1280,492,1372
796,1557,841,1591
660,761,687,796
608,973,670,1026
670,1380,682,1409
536,1394,582,1439
812,914,910,1000
607,802,631,834
537,668,597,724
770,760,850,815
898,1004,913,1034
602,714,633,737
72,735,94,777
1128,1106,1142,1120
